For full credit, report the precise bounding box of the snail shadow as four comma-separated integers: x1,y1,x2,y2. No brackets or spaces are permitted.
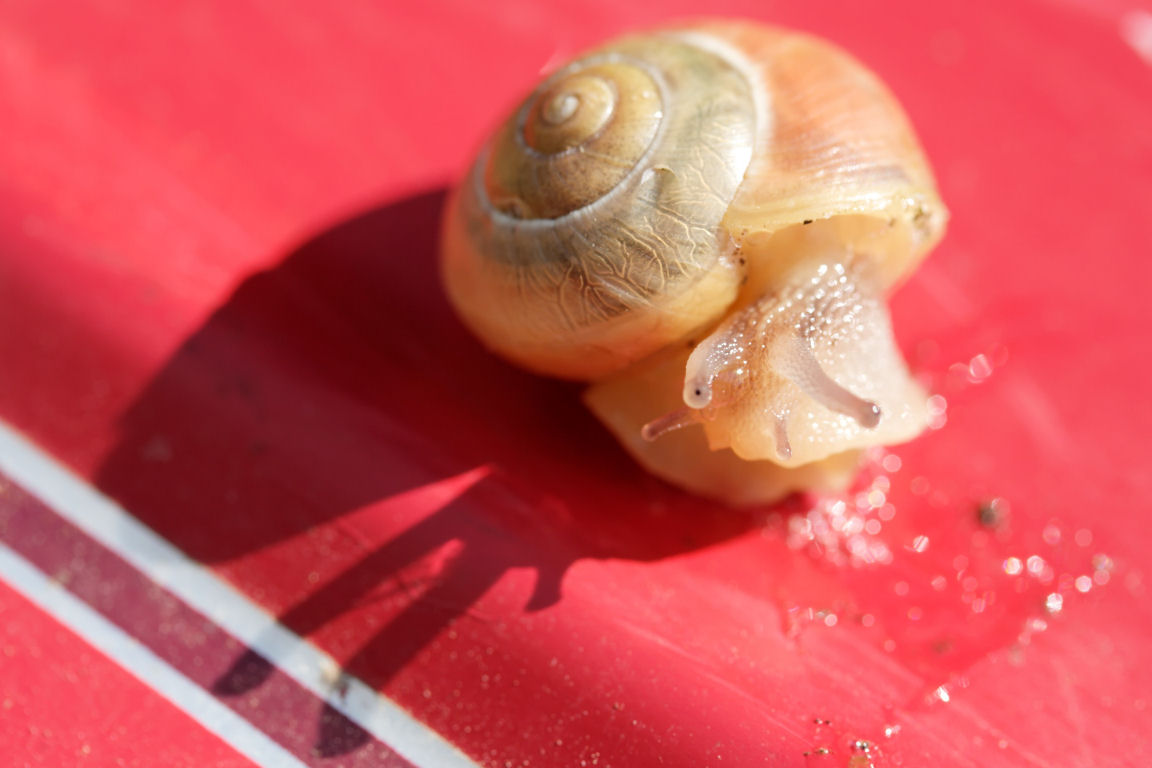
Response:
94,188,767,757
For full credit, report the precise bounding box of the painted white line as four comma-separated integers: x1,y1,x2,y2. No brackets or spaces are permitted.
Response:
0,420,479,768
0,540,310,768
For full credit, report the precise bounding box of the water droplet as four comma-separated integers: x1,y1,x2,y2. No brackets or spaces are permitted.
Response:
1044,592,1064,614
968,353,993,382
1075,575,1092,593
926,395,948,429
1003,556,1023,575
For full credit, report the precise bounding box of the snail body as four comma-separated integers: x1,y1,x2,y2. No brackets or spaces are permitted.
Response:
441,21,947,504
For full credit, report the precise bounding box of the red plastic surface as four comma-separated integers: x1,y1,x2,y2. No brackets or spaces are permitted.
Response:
0,581,256,767
1,1,1150,766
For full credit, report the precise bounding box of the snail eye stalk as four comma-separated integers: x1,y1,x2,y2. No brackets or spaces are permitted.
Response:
442,22,948,504
775,333,881,430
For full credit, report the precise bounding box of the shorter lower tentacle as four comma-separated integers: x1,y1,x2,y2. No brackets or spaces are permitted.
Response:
642,255,928,466
640,407,700,442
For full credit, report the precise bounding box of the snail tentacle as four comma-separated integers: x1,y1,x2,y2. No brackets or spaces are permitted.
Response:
668,252,920,465
775,333,882,429
640,407,701,442
772,411,792,461
442,21,948,504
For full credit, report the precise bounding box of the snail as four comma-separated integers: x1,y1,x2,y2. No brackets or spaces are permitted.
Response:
440,20,947,505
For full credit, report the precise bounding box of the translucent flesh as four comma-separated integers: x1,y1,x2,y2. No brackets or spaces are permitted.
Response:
583,219,930,505
682,254,928,466
584,345,863,506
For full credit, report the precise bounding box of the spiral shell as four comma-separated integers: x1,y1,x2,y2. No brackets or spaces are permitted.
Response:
441,21,947,504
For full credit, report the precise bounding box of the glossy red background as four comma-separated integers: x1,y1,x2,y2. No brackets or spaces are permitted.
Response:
0,582,256,767
1,1,1150,765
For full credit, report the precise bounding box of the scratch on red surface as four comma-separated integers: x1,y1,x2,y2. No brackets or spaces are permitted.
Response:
611,616,822,748
1001,374,1080,462
1052,656,1094,768
944,698,1068,768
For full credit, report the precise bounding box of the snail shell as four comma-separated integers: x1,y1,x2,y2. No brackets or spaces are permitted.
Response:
441,21,947,504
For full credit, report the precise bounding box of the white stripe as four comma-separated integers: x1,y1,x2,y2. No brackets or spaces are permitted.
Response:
0,420,478,768
0,540,309,768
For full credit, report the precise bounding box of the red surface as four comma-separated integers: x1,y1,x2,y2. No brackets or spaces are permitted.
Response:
1,1,1151,766
0,581,256,767
0,472,410,766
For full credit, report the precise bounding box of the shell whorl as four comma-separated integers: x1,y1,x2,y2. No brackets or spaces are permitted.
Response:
447,32,763,380
484,58,665,219
442,23,947,382
442,21,950,504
